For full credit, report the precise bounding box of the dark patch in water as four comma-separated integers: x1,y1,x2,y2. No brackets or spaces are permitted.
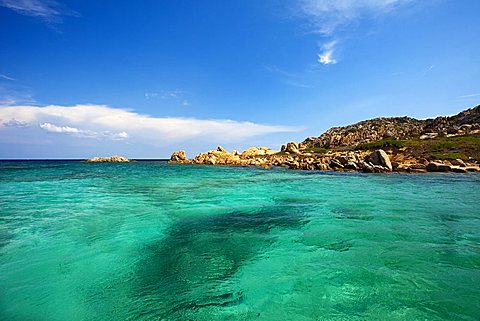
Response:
0,228,13,250
332,206,374,221
133,208,306,319
322,240,352,252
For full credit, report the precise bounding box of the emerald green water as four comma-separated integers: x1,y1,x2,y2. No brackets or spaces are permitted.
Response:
1,161,479,320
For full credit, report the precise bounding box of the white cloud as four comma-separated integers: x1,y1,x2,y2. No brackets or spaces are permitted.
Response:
39,122,129,140
0,104,300,146
458,93,480,99
145,92,158,99
0,93,36,106
115,131,129,139
0,0,76,23
0,74,16,81
318,41,337,65
299,0,411,35
2,118,29,128
40,122,82,134
298,0,412,65
146,90,190,107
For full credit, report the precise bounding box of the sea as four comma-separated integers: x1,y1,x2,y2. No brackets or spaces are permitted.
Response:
1,160,479,320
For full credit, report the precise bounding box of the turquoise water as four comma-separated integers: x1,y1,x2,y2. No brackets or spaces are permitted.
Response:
1,161,479,320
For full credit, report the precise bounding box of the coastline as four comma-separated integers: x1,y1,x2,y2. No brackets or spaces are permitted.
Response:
168,145,480,174
169,105,480,174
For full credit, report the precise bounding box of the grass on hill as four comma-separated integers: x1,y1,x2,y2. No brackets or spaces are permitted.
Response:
353,134,480,160
304,147,328,154
355,139,406,150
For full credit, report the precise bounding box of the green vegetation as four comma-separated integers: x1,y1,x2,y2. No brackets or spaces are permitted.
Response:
432,152,467,160
304,147,328,154
355,139,406,150
425,135,480,152
352,134,480,160
422,135,480,160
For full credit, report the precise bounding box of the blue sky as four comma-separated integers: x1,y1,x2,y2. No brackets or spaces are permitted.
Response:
0,0,479,158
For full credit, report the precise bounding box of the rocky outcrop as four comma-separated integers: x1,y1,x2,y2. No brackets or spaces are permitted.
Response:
168,105,480,174
426,162,478,173
426,162,451,172
169,146,279,168
169,145,480,174
85,155,131,162
301,105,480,149
367,149,392,171
301,117,424,149
285,142,300,154
170,150,187,162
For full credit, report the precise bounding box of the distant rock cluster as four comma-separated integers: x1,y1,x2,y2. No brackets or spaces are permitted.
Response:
85,155,131,162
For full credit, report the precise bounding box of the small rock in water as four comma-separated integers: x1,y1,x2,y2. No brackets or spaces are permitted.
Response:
85,155,131,162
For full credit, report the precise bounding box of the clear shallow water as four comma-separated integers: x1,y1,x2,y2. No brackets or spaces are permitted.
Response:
0,161,479,321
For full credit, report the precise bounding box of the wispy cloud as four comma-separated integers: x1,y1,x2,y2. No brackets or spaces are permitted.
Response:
265,65,312,88
298,0,412,65
422,64,435,76
0,74,16,81
146,90,191,107
161,90,187,100
2,118,29,128
0,0,77,23
299,0,411,35
318,40,337,65
458,93,480,99
0,89,37,106
144,92,159,99
0,104,300,146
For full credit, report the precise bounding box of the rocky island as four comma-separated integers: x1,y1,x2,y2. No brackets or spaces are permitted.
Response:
85,155,132,162
170,105,480,173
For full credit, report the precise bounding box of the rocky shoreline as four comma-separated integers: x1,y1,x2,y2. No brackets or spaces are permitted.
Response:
169,144,480,173
169,105,480,174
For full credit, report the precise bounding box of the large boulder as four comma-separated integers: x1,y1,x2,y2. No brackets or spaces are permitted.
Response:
241,147,260,158
329,158,344,169
426,162,451,172
450,158,466,167
285,142,300,154
170,150,187,162
367,149,392,171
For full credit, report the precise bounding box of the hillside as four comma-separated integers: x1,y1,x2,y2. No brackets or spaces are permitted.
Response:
300,105,480,150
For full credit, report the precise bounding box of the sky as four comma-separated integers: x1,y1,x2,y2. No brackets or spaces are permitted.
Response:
0,0,479,159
